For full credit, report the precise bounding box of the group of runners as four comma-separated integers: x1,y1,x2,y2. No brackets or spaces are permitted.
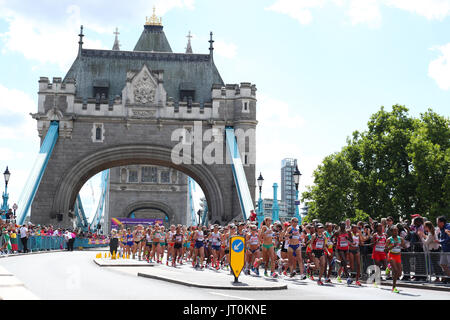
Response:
109,216,407,293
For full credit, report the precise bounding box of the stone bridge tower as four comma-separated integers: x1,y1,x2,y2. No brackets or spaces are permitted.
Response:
30,15,257,227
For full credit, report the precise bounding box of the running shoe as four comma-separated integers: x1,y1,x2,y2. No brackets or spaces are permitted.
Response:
337,275,342,283
325,278,332,283
272,272,278,278
385,266,391,276
255,268,260,276
192,261,196,267
264,270,268,277
245,269,250,275
346,278,353,285
300,274,307,280
283,271,287,276
355,280,362,286
317,280,324,286
200,265,204,269
216,264,220,270
392,287,399,293
166,261,169,266
290,271,296,278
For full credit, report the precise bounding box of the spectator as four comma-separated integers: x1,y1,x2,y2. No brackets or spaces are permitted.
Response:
385,216,395,238
64,230,73,251
19,224,29,253
409,217,426,281
398,223,412,280
419,221,442,282
437,216,450,284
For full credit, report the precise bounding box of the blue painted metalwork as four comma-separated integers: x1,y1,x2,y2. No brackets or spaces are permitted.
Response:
224,127,254,221
1,180,9,218
75,194,89,232
16,236,108,252
16,121,59,225
89,170,110,232
257,191,264,227
272,183,279,222
188,177,197,226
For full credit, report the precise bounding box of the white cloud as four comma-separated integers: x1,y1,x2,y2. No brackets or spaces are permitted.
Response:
0,84,37,140
0,0,196,71
265,0,326,25
214,40,238,59
385,0,450,21
429,43,450,90
266,0,450,27
346,0,382,28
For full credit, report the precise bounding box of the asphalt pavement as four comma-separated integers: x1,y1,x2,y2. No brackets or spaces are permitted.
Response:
0,250,448,300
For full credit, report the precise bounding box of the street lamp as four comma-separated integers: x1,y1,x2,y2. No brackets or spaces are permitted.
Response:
1,166,10,218
257,173,264,227
293,165,302,223
4,167,10,187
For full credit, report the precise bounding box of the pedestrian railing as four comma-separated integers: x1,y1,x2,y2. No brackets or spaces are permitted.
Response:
16,236,108,252
298,244,449,284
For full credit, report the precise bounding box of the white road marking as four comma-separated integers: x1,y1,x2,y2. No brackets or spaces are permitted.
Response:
208,292,253,300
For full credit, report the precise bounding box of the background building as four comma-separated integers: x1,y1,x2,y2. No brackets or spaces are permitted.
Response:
281,158,297,216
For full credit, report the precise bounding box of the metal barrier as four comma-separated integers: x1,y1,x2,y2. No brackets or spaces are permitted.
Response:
297,244,449,283
16,236,108,252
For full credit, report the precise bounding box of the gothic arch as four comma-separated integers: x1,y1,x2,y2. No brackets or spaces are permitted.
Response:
51,143,224,223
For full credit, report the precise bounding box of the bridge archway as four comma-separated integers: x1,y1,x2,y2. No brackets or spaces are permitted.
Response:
51,144,224,225
124,201,174,227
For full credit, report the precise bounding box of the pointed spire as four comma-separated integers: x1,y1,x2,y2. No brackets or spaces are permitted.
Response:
78,25,84,56
185,31,193,54
209,31,214,59
112,27,120,51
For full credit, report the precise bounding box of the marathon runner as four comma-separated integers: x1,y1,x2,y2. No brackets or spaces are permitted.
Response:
349,224,363,286
286,217,306,279
385,226,405,293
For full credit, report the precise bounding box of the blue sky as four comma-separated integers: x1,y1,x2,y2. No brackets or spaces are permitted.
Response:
0,0,449,220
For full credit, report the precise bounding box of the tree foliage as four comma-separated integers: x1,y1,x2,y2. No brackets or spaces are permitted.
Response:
302,106,450,223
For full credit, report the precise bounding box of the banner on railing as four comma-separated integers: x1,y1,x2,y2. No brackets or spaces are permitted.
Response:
87,238,110,245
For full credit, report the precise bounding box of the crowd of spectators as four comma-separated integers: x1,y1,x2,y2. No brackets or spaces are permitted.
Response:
242,213,450,283
0,218,107,255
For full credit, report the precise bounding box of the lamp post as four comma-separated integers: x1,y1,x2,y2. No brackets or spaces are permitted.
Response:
293,165,302,223
256,173,264,227
1,166,10,218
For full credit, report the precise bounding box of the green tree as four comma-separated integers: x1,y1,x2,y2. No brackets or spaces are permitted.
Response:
302,106,449,224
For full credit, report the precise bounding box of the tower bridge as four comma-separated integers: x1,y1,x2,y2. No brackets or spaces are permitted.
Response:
19,15,257,227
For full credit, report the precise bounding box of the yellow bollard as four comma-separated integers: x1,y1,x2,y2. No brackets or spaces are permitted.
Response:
127,254,129,259
108,252,111,258
104,252,107,258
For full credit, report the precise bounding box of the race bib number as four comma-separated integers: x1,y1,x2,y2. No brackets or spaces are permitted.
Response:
316,240,324,249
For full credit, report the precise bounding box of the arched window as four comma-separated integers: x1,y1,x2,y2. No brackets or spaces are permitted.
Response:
95,126,102,141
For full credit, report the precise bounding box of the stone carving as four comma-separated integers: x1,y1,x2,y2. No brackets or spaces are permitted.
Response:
131,109,156,118
133,72,155,104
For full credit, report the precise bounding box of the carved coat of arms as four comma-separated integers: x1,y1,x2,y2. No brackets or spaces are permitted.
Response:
133,72,156,104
